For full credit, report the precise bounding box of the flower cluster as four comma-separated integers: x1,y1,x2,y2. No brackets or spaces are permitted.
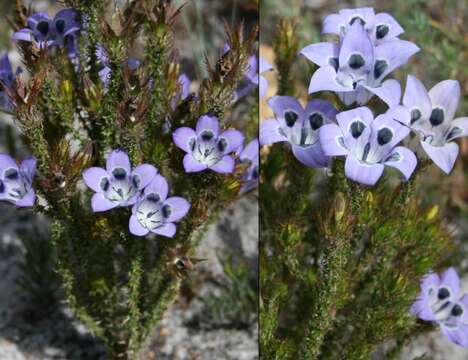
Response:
412,268,468,347
13,9,80,53
260,6,467,186
83,150,190,238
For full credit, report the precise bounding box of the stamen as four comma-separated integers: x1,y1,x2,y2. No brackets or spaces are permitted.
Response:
361,142,371,162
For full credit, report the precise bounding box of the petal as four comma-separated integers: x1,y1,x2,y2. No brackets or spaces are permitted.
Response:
259,57,273,74
446,117,468,142
441,267,460,300
196,115,220,137
183,154,207,173
15,190,36,208
373,40,419,80
345,154,384,186
304,99,338,122
53,8,80,33
384,146,417,181
370,113,410,150
322,13,344,35
267,96,304,121
91,193,118,212
152,223,177,238
19,157,37,183
410,298,434,321
12,29,33,42
129,215,149,237
308,66,353,93
210,155,235,173
218,129,245,154
421,141,459,174
421,272,441,294
291,143,329,168
403,75,432,121
144,174,169,201
259,76,268,98
429,80,461,123
83,167,109,193
239,139,259,163
339,22,374,75
260,119,286,145
362,79,401,108
132,164,158,190
106,149,131,174
299,42,339,68
0,153,18,173
163,197,191,222
373,13,404,42
319,123,349,156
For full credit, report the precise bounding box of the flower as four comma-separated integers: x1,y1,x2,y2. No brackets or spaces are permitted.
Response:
260,96,337,168
238,139,259,193
0,53,21,111
129,175,190,237
300,21,419,107
259,57,273,98
172,115,244,173
411,268,468,347
411,268,461,322
83,149,157,212
12,9,80,49
319,106,416,186
0,153,36,207
400,75,467,174
322,7,404,45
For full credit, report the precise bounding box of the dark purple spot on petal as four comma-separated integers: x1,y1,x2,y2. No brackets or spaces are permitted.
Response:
309,113,324,130
349,54,365,70
189,138,196,152
100,177,110,191
350,121,365,138
0,180,4,193
386,152,401,162
349,16,365,26
200,130,214,141
376,24,389,39
446,126,463,141
252,166,259,179
377,127,393,146
132,175,140,188
284,111,298,127
452,304,463,317
329,57,339,71
361,142,371,162
112,168,127,180
162,204,171,218
438,287,450,300
374,60,388,79
217,138,228,152
429,108,444,127
410,109,422,124
5,168,18,180
55,19,66,34
37,21,50,36
147,193,160,202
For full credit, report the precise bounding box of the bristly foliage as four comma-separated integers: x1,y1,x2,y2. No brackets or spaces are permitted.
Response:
8,0,257,358
259,17,453,360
